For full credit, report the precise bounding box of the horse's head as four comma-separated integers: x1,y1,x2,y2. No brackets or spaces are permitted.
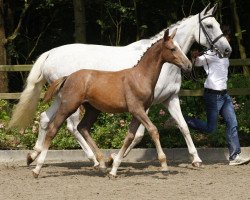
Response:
162,29,192,72
194,4,232,58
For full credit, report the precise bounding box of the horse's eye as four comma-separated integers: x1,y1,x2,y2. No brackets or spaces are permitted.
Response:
206,24,213,29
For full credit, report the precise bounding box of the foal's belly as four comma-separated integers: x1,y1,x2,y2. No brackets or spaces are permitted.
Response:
86,76,128,113
87,89,128,113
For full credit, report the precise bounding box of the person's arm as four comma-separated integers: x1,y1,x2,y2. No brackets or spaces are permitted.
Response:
190,50,206,67
193,55,207,67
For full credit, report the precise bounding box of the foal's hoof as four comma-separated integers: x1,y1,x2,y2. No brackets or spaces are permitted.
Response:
32,170,39,178
106,153,117,167
93,164,100,170
26,153,33,166
106,156,114,167
192,162,203,168
99,166,108,173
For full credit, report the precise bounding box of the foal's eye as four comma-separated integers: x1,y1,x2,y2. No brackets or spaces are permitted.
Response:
206,24,213,29
171,48,176,52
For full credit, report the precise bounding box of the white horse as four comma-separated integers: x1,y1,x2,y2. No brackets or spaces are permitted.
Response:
9,4,231,174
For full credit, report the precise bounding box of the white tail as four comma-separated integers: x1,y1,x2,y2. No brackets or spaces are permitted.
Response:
8,51,50,129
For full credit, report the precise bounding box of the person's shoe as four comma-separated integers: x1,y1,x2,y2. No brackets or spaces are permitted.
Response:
229,154,250,166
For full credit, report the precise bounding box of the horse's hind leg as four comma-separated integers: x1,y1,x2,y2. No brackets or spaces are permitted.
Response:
27,97,60,166
66,108,99,167
163,96,202,166
77,104,106,171
109,117,141,177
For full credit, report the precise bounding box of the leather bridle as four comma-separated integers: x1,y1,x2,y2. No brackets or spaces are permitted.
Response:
198,13,224,57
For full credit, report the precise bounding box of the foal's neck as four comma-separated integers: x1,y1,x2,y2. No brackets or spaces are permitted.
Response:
134,40,165,87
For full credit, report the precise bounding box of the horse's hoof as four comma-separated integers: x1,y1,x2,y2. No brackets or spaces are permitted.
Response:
26,153,33,166
192,162,202,168
32,170,39,178
161,170,169,176
107,173,118,179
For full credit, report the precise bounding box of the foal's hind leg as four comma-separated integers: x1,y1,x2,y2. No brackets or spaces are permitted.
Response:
77,104,106,171
27,97,60,166
32,109,71,177
66,109,99,167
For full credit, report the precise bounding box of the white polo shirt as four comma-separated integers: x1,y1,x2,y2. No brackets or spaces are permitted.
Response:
194,50,229,90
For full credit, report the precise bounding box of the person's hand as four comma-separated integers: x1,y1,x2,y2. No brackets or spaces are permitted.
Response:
191,50,200,59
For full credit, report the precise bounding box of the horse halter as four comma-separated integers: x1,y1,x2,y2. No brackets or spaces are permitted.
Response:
198,13,224,56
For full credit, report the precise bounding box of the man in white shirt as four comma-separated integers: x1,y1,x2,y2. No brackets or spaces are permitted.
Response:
185,28,250,165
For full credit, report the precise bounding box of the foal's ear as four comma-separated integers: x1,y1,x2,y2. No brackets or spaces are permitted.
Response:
170,28,177,39
163,29,170,42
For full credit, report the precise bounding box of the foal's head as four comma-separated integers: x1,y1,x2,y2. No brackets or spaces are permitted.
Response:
162,29,192,72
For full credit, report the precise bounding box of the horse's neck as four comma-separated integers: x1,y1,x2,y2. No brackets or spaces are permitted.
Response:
173,15,197,54
150,15,197,54
153,15,197,79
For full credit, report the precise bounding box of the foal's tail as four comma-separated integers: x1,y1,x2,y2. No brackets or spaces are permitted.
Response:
8,51,50,129
44,76,67,103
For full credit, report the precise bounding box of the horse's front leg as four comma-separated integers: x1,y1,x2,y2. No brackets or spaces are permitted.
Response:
163,95,202,166
109,117,141,177
66,108,99,167
27,97,60,166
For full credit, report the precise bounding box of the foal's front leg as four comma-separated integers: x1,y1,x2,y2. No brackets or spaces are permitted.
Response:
109,117,141,177
134,109,168,172
123,109,149,157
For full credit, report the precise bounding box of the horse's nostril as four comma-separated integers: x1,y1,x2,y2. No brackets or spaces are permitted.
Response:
225,48,230,53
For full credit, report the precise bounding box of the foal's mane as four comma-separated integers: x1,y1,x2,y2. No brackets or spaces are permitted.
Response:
133,15,193,67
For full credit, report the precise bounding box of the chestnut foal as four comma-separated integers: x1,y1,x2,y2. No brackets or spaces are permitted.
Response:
33,29,191,178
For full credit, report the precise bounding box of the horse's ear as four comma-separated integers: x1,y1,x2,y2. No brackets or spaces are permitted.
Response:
163,29,170,42
170,28,177,39
200,3,211,16
207,3,218,15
